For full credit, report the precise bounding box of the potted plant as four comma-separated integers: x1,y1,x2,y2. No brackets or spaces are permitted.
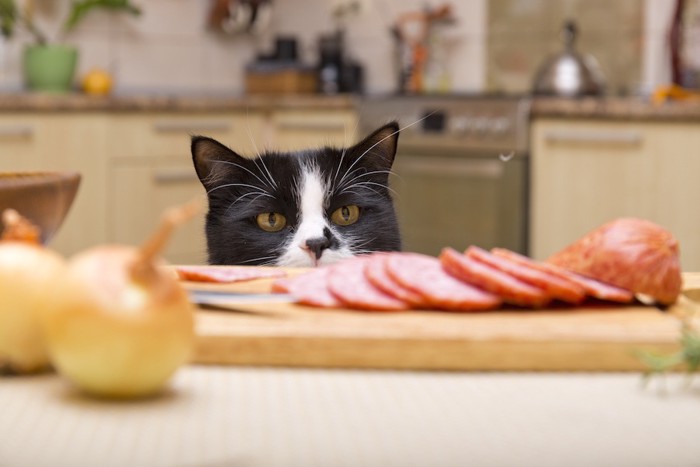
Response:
0,0,141,93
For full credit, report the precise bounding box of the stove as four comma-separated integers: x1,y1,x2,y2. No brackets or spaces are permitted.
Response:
358,95,532,256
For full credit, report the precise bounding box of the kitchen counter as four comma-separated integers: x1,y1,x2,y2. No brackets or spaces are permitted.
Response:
0,366,698,467
5,92,700,121
531,96,700,121
0,92,357,113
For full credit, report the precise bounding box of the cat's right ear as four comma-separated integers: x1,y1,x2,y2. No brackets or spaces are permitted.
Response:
191,136,245,190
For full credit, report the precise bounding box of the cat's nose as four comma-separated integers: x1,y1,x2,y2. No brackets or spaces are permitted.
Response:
304,237,331,260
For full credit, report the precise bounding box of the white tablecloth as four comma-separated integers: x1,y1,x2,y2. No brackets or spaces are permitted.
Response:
0,366,698,467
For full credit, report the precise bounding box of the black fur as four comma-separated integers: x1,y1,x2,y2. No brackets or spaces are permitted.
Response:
191,122,402,265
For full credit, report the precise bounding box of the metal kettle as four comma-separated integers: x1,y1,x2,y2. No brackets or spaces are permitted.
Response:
532,20,606,97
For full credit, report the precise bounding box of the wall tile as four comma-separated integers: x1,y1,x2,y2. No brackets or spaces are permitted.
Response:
487,0,644,95
113,36,206,94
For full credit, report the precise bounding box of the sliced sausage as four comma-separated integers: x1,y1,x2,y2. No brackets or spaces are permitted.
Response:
385,252,501,311
491,248,634,303
176,265,286,283
440,247,550,308
465,245,586,304
285,267,342,308
365,253,427,307
328,257,409,311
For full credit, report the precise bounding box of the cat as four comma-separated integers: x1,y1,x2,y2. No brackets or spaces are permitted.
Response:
191,121,402,267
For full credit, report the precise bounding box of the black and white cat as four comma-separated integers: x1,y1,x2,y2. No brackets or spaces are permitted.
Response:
191,122,401,267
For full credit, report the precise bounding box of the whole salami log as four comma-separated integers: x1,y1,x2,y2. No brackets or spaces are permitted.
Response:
546,218,681,305
491,248,634,303
385,253,501,311
465,246,586,304
365,253,427,307
328,257,409,311
440,248,550,308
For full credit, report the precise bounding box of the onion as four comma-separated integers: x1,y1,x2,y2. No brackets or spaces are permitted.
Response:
40,202,198,398
0,210,66,374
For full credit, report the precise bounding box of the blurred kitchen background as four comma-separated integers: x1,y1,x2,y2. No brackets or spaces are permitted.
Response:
2,0,700,272
0,0,674,95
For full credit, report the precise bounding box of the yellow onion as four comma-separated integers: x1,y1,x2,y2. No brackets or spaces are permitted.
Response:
40,202,198,398
0,210,66,374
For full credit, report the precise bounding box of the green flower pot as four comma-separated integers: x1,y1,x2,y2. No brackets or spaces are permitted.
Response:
23,45,78,93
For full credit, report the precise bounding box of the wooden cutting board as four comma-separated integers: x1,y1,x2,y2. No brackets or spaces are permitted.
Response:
187,268,700,372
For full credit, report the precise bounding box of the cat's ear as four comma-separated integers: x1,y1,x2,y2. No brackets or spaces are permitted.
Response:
191,136,246,190
351,121,399,169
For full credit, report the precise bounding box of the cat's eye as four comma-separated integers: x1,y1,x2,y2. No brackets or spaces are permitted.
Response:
331,205,360,226
256,212,287,232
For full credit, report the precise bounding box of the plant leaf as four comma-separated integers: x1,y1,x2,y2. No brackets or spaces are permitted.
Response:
0,0,17,38
64,0,141,31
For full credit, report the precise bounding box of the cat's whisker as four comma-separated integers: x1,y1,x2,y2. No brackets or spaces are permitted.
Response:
340,184,382,197
333,118,361,187
354,180,398,197
237,255,279,265
252,149,278,190
224,192,273,215
209,159,271,190
350,235,380,251
207,182,275,197
336,113,436,189
245,108,262,159
335,169,397,192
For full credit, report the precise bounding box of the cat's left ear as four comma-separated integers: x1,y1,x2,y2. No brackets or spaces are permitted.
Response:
351,121,399,170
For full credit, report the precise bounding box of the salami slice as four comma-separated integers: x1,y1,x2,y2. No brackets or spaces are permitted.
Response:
465,246,586,304
176,265,286,283
440,248,550,308
365,253,427,307
285,267,342,308
385,253,501,311
491,248,634,303
328,257,409,311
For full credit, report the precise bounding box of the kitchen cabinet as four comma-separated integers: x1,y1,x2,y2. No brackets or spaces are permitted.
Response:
530,118,700,270
0,114,109,256
270,109,358,151
107,112,266,264
0,105,355,264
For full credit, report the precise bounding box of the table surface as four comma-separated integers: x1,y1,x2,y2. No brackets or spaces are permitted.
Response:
1,365,699,467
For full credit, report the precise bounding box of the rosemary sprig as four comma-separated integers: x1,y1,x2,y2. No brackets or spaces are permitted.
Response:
636,317,700,386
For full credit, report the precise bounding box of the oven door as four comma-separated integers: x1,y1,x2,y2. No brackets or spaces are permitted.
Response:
391,149,528,257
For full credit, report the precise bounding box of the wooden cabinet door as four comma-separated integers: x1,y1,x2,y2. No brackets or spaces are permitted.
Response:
530,119,656,260
109,158,208,265
645,123,700,271
530,119,700,271
0,114,108,256
271,110,358,151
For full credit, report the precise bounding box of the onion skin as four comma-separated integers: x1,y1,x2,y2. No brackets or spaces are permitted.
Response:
41,245,194,398
547,218,682,305
0,242,66,374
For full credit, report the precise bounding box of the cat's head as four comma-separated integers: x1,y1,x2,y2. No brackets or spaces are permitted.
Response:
191,122,401,267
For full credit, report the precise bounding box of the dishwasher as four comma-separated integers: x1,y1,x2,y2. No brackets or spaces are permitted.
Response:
358,95,531,256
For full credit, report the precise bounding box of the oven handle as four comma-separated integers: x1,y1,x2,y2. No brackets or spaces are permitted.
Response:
396,155,504,179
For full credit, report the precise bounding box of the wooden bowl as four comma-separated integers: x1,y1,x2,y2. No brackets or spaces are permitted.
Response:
0,171,81,244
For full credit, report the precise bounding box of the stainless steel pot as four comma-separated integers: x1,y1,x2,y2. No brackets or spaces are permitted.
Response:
532,21,606,97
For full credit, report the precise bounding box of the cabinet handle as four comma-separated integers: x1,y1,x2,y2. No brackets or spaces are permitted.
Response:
152,120,232,133
397,156,504,179
0,125,34,139
275,121,347,132
153,168,199,184
544,129,642,145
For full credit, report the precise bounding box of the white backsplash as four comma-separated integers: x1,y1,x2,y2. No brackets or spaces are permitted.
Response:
0,0,675,96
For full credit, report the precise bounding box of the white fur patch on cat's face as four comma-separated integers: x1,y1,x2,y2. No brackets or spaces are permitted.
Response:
276,164,354,267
